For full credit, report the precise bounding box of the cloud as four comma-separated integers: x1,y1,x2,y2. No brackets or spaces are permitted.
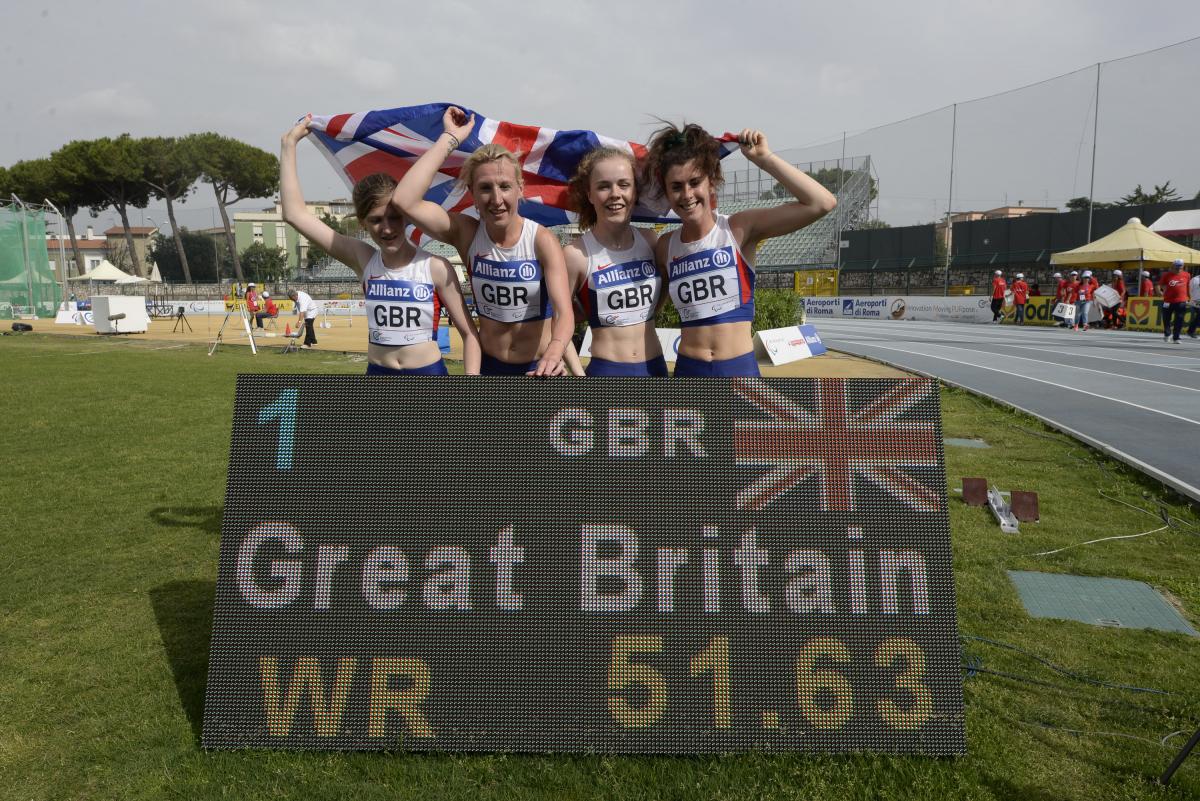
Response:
207,2,397,91
42,83,154,121
817,62,878,98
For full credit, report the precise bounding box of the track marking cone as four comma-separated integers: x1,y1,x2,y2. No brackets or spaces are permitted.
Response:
285,323,292,337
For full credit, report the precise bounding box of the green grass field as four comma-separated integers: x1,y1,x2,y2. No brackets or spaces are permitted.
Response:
2,333,1199,800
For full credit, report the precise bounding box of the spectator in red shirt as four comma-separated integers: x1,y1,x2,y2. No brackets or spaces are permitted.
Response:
245,282,260,316
1139,270,1155,297
1011,272,1029,325
1159,259,1193,343
1111,269,1127,303
255,291,279,330
1052,272,1068,326
1074,270,1097,332
990,270,1006,323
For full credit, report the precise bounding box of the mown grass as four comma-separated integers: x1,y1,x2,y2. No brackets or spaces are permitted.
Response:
1,334,1198,800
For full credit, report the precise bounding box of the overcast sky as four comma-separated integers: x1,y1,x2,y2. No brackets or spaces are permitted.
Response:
4,0,1199,230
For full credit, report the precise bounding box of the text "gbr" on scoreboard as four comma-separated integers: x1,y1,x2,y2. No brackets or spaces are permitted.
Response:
550,408,707,458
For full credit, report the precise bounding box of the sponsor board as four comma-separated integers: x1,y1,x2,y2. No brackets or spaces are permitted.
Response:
754,324,827,365
804,297,994,324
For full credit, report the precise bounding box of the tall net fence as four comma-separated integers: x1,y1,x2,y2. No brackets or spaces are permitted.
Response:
716,36,1200,290
0,202,57,320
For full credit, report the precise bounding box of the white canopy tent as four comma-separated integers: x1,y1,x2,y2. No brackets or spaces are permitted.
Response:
67,260,135,282
1149,210,1200,237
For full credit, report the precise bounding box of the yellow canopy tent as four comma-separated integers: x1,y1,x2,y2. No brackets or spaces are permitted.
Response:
1051,216,1200,272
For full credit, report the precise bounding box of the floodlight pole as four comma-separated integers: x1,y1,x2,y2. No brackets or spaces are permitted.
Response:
943,104,957,297
1086,63,1101,243
835,131,846,278
12,194,35,318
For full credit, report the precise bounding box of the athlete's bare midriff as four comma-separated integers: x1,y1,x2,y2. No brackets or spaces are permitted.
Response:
477,316,552,364
677,320,753,361
367,340,443,370
589,322,664,363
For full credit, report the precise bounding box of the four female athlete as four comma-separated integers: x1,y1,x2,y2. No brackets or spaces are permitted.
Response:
288,110,831,378
280,114,481,375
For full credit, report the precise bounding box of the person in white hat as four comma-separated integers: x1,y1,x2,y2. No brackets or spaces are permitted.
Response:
1111,269,1127,304
1012,272,1029,325
1074,269,1097,332
1138,269,1154,298
1159,258,1192,343
1052,272,1068,326
255,291,278,330
244,281,261,324
990,270,1006,323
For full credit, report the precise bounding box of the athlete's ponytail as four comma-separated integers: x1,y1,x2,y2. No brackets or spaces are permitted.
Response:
643,122,723,192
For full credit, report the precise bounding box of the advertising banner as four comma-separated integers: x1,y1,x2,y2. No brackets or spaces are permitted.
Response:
754,324,828,365
203,377,964,755
803,296,993,324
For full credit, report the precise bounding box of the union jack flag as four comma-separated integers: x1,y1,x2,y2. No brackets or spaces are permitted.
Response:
307,103,741,244
733,378,944,513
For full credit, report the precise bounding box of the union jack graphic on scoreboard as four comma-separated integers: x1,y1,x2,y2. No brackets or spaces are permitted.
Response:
733,378,944,513
306,103,741,244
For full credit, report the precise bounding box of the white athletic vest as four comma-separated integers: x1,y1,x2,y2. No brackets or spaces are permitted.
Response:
362,249,440,346
578,229,660,328
665,214,755,327
469,218,552,323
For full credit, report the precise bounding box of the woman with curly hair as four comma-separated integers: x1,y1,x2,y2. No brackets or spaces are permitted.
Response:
645,123,837,377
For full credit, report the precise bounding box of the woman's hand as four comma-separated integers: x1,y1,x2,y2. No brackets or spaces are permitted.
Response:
282,114,312,146
527,340,568,377
737,128,772,162
442,106,475,146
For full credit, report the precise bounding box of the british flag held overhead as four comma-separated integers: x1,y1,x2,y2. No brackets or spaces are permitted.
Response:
306,103,741,244
732,378,944,513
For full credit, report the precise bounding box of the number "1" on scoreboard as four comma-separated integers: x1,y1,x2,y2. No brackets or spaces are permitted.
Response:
258,388,298,470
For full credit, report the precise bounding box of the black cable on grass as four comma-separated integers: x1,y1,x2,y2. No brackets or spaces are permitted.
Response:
961,634,1169,695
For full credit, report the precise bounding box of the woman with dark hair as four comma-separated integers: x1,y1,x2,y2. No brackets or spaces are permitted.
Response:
391,106,579,377
279,115,481,375
564,147,666,376
644,123,837,376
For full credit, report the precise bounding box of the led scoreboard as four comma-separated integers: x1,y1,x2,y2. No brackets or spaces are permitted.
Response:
202,376,965,754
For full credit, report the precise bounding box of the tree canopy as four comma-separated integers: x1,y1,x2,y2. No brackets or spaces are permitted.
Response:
193,133,279,282
149,230,227,283
240,242,290,283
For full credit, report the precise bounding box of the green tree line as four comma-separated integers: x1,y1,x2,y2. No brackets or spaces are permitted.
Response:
0,133,278,283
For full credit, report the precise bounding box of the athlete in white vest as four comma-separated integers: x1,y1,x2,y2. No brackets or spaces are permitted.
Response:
280,114,480,375
564,146,666,376
646,123,837,377
392,106,580,377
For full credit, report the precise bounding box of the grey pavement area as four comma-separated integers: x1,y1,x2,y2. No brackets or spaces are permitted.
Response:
813,317,1200,503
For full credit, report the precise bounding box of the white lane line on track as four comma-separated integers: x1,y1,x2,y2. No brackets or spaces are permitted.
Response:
835,350,1200,504
837,339,1200,427
819,324,1200,367
833,337,1200,394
